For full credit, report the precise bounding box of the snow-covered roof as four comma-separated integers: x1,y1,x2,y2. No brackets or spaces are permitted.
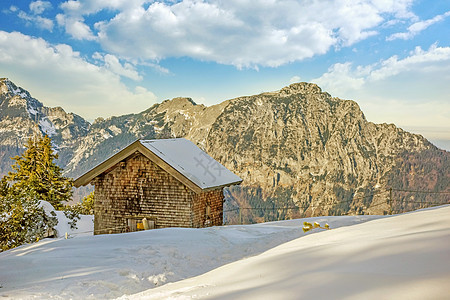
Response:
74,138,242,192
140,139,242,190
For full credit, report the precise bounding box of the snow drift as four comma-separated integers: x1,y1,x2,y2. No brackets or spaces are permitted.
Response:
122,206,450,300
0,206,449,299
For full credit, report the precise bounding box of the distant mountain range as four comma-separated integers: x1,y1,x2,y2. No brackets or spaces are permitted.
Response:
1,78,448,219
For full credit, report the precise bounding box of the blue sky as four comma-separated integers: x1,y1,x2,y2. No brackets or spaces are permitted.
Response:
1,0,449,150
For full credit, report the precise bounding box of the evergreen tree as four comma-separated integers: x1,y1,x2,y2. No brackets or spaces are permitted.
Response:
0,177,8,197
5,135,73,210
80,191,94,215
0,188,57,251
0,134,70,251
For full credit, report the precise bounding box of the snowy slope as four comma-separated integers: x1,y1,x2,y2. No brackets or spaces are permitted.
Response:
0,206,449,299
121,206,450,300
0,214,381,299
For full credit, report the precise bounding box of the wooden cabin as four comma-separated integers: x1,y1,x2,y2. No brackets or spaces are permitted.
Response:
74,138,242,235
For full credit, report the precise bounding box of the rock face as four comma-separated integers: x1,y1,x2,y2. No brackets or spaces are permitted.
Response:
205,83,448,219
63,96,230,178
0,78,89,173
0,78,448,218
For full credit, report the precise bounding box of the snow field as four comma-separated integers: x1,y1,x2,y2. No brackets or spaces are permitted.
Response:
120,205,450,300
0,212,381,299
1,206,449,299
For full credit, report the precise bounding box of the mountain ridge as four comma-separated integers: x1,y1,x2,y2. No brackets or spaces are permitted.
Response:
0,78,448,218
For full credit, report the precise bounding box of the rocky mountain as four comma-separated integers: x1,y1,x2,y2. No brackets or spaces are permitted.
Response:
0,78,90,175
0,78,448,219
205,84,449,220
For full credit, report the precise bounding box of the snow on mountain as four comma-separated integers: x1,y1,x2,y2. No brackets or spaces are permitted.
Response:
2,78,30,99
0,78,90,176
0,206,449,299
38,118,57,137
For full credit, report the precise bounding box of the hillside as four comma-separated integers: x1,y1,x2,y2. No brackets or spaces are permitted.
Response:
0,78,448,217
0,206,448,299
125,205,450,300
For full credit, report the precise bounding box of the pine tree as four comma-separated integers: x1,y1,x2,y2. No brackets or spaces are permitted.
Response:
0,177,8,197
80,191,94,215
5,135,73,210
0,134,69,251
0,188,57,251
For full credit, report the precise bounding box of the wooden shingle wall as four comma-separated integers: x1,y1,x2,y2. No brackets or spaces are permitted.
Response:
93,152,224,234
192,190,224,227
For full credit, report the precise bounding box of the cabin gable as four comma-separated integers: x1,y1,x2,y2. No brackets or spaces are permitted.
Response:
74,138,241,235
93,152,214,234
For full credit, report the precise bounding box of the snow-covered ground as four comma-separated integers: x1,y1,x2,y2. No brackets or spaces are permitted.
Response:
40,201,94,239
1,206,449,299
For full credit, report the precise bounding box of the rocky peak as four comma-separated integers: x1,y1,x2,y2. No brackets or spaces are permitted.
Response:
203,82,447,218
0,78,11,95
279,82,324,96
1,78,30,99
0,78,44,120
158,97,198,111
0,79,90,171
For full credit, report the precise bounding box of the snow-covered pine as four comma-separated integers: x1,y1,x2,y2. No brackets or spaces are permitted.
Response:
0,191,57,251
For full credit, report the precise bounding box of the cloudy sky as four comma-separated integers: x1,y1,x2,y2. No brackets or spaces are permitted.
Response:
1,0,449,150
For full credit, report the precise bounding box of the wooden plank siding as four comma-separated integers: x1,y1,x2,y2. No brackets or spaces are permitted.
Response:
92,152,224,235
192,190,224,227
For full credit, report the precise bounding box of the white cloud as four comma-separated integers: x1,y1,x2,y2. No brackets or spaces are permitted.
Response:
139,61,170,75
29,1,52,15
36,16,54,31
57,0,148,41
93,53,142,81
387,11,450,41
289,76,301,84
371,0,417,20
313,44,450,93
0,31,157,120
9,5,19,13
60,0,82,11
311,62,368,96
56,14,96,40
67,19,94,39
369,44,450,80
60,0,145,14
312,44,450,129
56,0,416,68
15,8,54,31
